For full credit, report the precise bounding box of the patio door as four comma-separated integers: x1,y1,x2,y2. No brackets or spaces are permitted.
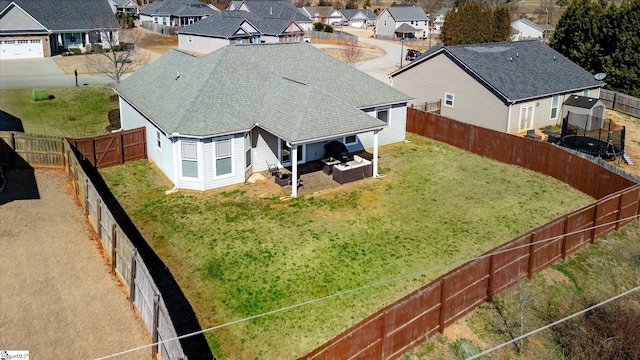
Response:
519,104,535,132
280,140,304,166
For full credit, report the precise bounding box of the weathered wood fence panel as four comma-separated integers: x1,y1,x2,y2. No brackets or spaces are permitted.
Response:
600,89,640,117
67,127,146,169
300,109,640,360
0,132,65,167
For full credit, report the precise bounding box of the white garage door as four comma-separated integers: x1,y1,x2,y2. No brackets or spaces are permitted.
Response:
0,39,44,60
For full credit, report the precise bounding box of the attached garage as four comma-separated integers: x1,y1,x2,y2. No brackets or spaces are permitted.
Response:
0,38,44,59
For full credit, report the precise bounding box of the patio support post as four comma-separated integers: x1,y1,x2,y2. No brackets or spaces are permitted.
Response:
373,130,379,177
291,145,298,198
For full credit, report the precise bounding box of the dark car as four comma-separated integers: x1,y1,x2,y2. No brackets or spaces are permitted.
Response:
405,49,422,61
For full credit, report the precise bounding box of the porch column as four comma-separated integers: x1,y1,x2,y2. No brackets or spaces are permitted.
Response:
373,130,379,177
291,145,298,198
57,34,63,47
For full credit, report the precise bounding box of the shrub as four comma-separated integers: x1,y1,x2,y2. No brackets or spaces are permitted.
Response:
324,24,334,33
71,48,81,55
313,22,324,31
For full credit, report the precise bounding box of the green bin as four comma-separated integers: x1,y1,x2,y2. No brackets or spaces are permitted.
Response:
32,89,49,101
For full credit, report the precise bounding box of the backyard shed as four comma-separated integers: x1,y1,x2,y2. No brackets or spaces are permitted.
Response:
562,95,605,131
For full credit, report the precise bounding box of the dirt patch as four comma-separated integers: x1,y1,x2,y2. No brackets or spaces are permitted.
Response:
442,314,488,349
605,109,640,178
0,168,150,359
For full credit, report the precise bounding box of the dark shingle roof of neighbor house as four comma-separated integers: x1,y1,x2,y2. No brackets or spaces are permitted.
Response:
563,95,603,109
395,23,419,33
383,6,429,21
177,11,297,37
436,7,451,16
115,43,412,142
140,0,217,17
391,40,603,102
340,9,376,20
239,0,309,23
0,0,119,31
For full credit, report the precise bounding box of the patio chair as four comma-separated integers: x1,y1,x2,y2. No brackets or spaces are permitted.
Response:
266,161,279,178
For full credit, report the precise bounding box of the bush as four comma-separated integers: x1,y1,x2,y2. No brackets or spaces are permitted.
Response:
71,48,81,55
324,24,334,33
313,22,325,31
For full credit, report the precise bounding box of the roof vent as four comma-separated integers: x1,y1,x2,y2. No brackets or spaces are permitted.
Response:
553,55,556,60
516,52,519,57
175,72,180,80
509,56,513,61
574,96,579,99
588,98,593,101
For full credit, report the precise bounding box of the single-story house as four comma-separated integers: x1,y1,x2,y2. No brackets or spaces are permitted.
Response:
375,5,429,38
389,40,604,134
231,0,312,32
511,18,554,41
299,6,343,26
110,0,139,17
339,9,377,28
562,95,606,131
177,11,305,54
115,43,412,197
139,0,218,27
0,0,120,59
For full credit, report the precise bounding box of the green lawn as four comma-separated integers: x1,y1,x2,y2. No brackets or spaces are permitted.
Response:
100,133,594,359
0,86,115,137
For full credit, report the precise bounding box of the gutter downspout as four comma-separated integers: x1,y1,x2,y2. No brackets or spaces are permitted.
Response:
506,100,516,134
165,137,179,195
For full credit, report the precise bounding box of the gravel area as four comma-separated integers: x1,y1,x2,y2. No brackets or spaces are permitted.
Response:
0,168,150,359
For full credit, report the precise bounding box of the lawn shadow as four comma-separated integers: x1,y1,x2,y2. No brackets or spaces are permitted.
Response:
0,109,24,132
73,149,213,360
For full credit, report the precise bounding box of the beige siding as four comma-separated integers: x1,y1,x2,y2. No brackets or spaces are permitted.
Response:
393,54,509,132
376,10,396,36
178,34,227,54
0,6,45,31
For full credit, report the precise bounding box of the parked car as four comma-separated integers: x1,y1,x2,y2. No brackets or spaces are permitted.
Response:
405,49,421,61
332,20,349,26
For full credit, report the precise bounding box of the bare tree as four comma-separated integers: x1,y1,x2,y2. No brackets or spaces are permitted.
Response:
342,41,362,66
85,18,149,83
534,0,557,24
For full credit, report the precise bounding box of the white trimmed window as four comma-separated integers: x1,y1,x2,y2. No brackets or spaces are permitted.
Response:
376,107,389,124
582,89,589,96
445,93,454,107
550,95,559,119
156,130,162,150
344,135,358,145
215,138,232,176
154,16,158,23
181,140,198,178
244,133,252,168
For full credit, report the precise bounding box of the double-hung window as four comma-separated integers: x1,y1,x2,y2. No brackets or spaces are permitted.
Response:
216,139,232,176
444,93,455,107
181,141,198,178
344,135,358,145
376,108,389,124
550,95,559,119
156,130,162,151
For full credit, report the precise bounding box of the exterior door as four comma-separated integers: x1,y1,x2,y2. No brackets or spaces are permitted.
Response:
519,104,534,132
244,132,252,180
280,140,304,166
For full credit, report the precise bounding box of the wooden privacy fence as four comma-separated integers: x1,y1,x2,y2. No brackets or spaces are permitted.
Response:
67,127,146,169
299,109,640,360
600,89,640,117
64,140,187,360
0,132,65,167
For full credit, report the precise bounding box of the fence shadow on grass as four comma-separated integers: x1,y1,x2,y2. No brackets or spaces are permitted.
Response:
74,150,214,360
0,110,24,132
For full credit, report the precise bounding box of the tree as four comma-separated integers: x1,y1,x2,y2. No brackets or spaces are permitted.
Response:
441,3,510,45
342,41,363,66
551,0,640,96
85,19,149,84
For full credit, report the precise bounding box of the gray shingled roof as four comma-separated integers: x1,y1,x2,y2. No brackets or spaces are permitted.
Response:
395,23,418,33
340,9,376,20
0,0,119,31
391,40,603,102
140,0,217,17
115,43,411,142
239,0,309,22
563,95,602,109
436,7,451,16
384,6,429,21
177,10,299,37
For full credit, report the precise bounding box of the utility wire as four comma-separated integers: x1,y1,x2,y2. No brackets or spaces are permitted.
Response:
95,214,640,360
466,284,640,360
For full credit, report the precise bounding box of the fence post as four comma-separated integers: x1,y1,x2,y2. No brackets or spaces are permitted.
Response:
111,224,117,276
561,216,568,259
438,278,446,334
129,249,137,305
84,178,89,216
591,203,599,244
527,233,535,279
616,194,624,231
487,254,494,300
152,293,160,358
96,198,102,238
612,92,617,110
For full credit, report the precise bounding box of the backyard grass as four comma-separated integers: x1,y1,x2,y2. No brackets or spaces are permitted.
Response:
100,132,594,359
0,86,115,137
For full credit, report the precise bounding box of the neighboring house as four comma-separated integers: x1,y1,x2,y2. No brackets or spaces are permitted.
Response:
339,9,377,28
177,11,305,54
511,18,554,41
0,0,120,59
139,0,218,27
562,95,606,131
115,43,412,197
432,7,451,34
232,0,312,32
299,6,342,26
375,5,429,38
389,40,604,135
110,0,139,17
